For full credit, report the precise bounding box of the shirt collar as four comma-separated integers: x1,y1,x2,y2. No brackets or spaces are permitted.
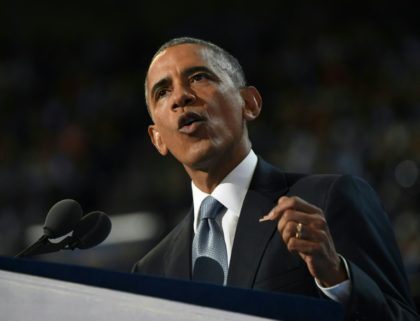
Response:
191,150,258,221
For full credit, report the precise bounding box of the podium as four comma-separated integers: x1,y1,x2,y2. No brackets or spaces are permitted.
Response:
0,256,343,321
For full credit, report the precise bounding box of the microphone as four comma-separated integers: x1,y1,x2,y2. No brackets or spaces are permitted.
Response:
15,199,83,258
43,199,84,238
15,201,112,258
67,211,112,250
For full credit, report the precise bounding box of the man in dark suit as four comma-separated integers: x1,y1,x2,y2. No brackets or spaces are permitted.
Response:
132,37,419,320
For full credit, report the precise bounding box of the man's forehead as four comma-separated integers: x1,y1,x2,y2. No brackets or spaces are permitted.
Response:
147,44,217,84
151,44,205,69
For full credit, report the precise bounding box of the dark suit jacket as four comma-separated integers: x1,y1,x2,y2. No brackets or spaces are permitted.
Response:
133,158,418,321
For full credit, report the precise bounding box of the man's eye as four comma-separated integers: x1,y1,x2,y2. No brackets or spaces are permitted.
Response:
156,89,169,99
190,73,209,82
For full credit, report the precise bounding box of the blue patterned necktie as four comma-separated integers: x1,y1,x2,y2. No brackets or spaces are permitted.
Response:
192,196,228,285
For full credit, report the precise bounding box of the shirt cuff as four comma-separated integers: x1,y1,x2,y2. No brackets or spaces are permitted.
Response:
315,255,352,304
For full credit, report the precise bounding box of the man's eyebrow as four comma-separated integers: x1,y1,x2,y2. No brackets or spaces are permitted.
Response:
182,66,218,79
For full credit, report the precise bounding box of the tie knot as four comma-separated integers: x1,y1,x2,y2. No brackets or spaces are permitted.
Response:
199,196,224,220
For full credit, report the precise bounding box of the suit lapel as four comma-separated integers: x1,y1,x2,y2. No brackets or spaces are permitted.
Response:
165,208,194,280
227,158,290,287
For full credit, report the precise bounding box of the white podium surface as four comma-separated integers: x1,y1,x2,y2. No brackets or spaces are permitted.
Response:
0,269,275,321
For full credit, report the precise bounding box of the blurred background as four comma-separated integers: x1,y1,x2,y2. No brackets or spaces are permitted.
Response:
0,0,419,310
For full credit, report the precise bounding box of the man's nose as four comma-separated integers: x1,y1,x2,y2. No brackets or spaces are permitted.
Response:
172,84,196,109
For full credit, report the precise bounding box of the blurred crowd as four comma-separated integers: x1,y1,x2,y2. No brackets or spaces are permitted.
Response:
0,1,419,307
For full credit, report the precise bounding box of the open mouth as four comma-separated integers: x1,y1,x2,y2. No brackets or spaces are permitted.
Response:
178,112,206,130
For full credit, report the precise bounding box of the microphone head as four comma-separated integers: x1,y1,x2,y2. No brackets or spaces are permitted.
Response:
72,211,112,249
43,199,83,238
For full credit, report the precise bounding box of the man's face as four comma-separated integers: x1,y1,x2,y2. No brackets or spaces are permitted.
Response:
146,43,253,172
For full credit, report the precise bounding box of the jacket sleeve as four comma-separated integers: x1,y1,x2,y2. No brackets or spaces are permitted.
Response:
324,175,418,321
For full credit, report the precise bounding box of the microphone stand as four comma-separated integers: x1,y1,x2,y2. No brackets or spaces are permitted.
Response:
14,235,75,258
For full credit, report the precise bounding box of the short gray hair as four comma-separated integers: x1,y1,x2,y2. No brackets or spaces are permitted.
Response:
144,37,246,107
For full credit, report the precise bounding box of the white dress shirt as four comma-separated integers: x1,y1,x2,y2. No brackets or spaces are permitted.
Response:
192,150,258,262
191,150,351,304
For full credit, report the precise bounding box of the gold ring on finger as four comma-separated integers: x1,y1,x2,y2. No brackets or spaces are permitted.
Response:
295,222,303,239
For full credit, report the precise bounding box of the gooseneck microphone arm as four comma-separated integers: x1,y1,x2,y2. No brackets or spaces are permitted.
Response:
15,235,70,258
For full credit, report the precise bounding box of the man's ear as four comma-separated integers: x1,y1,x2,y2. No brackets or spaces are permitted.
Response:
148,125,169,156
240,86,262,121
